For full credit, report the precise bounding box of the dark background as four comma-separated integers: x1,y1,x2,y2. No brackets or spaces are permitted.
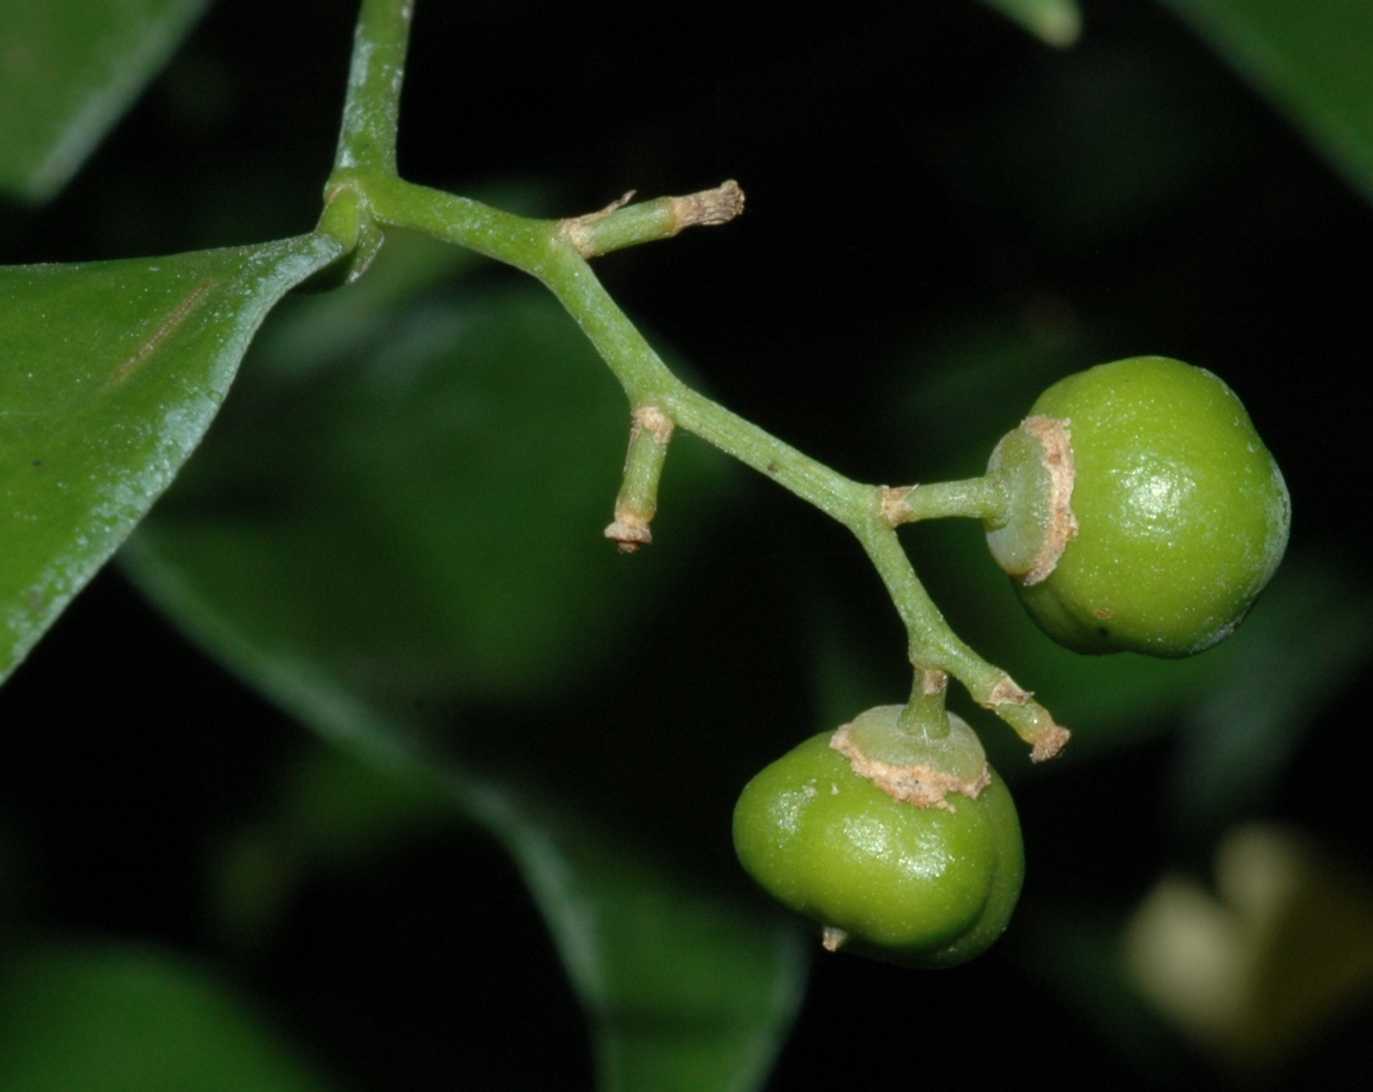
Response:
3,2,1371,1089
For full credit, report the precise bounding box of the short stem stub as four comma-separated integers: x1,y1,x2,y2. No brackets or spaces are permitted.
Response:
605,405,675,552
969,671,1071,762
881,476,1007,526
561,181,746,259
897,664,951,740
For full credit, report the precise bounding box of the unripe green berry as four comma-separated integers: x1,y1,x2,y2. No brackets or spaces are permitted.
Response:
732,708,1024,968
985,356,1290,657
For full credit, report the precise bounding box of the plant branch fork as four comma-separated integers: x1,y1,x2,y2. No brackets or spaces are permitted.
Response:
320,0,1070,766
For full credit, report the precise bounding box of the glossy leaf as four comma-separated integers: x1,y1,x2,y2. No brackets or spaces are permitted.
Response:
0,232,344,682
978,0,1081,46
0,0,209,203
1161,0,1373,202
0,942,336,1092
120,268,801,1092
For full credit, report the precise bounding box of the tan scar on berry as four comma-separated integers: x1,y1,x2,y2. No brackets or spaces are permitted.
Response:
830,724,991,812
1020,414,1079,586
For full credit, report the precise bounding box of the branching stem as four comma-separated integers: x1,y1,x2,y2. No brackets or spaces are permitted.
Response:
321,0,1069,762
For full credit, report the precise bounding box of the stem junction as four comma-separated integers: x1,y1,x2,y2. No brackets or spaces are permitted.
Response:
315,0,1070,764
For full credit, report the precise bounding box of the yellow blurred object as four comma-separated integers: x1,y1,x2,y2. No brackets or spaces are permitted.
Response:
1126,825,1373,1074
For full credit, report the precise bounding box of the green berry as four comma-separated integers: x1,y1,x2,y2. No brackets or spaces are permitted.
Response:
732,708,1024,968
985,356,1290,657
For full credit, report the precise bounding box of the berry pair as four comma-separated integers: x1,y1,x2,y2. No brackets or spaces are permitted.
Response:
734,357,1289,966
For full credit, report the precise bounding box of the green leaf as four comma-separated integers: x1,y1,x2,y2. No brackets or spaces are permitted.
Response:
0,942,337,1092
0,232,344,682
978,0,1081,46
0,0,209,204
1160,0,1373,201
120,268,802,1092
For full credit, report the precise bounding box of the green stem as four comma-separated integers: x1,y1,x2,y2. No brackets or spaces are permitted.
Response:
334,0,414,176
562,181,746,258
605,406,673,551
363,175,1069,759
883,476,1007,525
898,665,950,740
851,519,961,664
664,385,870,522
321,0,1069,760
365,176,557,272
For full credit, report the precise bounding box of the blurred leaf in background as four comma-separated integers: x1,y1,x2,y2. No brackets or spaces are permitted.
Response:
119,227,802,1092
0,0,208,203
1165,561,1373,839
0,944,337,1092
979,0,1082,47
209,738,467,949
1162,0,1373,201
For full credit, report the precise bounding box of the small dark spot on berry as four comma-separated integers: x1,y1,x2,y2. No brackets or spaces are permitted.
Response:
766,462,779,475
